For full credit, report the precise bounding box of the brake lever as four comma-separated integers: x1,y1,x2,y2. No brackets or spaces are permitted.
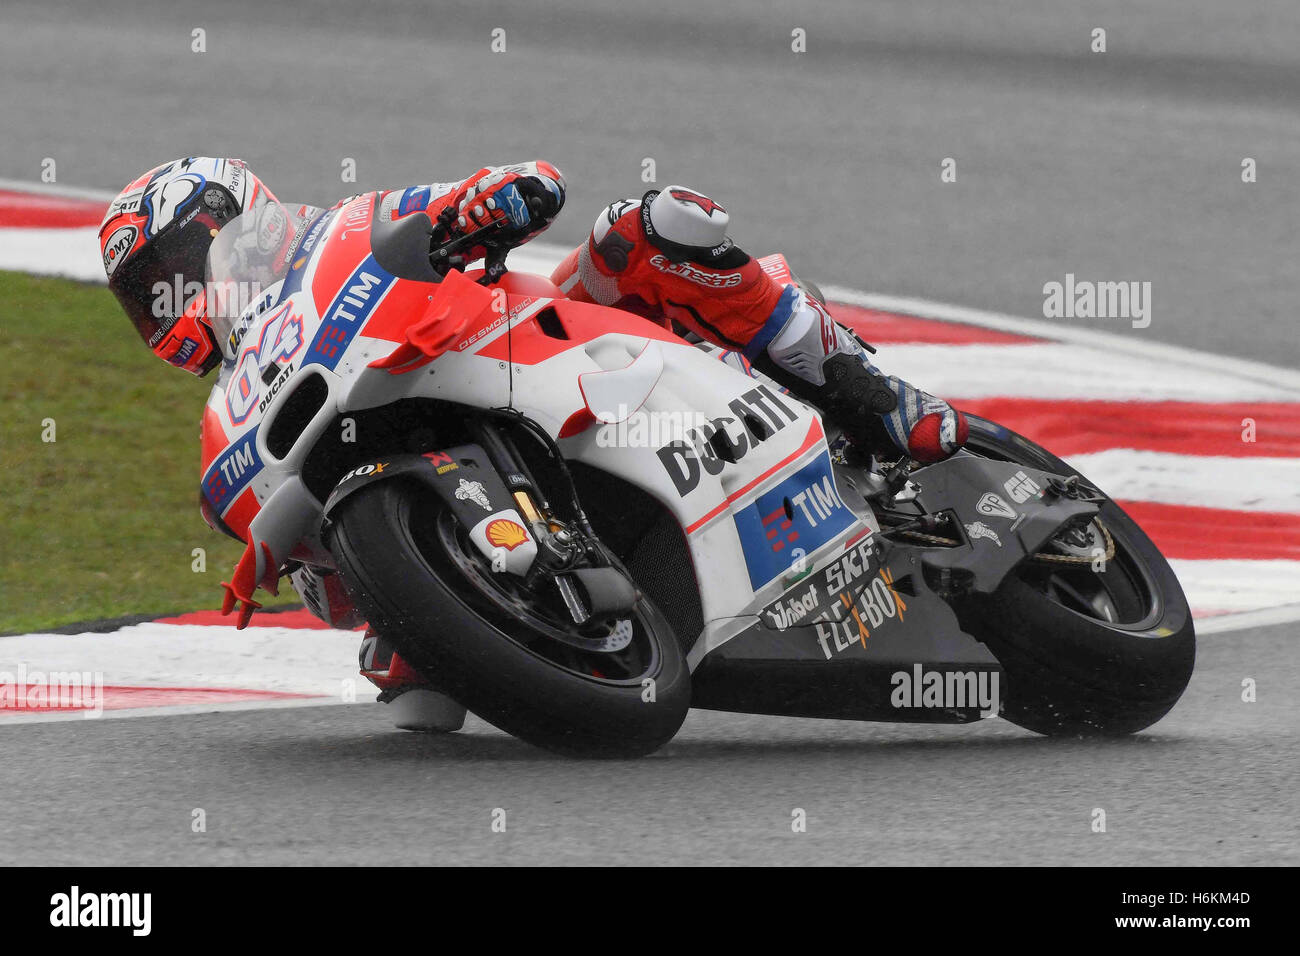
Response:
428,215,511,277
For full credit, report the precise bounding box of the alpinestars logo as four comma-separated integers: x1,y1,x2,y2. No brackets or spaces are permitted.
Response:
649,254,742,289
669,189,725,217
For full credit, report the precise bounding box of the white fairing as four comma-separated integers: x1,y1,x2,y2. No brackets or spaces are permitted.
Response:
201,193,874,665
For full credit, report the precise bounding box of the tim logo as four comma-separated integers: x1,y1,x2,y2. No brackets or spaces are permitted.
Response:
734,458,856,590
202,428,263,511
762,505,797,552
305,257,395,370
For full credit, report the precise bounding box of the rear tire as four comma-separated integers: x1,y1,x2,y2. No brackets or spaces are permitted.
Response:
953,416,1196,736
327,480,690,757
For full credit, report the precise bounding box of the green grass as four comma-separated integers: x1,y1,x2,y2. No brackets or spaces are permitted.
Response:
0,270,297,633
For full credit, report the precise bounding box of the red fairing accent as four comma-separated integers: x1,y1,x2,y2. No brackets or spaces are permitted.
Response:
218,487,261,540
477,298,682,364
200,405,229,475
369,293,472,374
351,277,443,344
219,540,280,629
310,192,377,308
494,270,565,299
220,540,263,628
559,408,598,438
258,542,280,596
360,644,429,691
323,574,365,629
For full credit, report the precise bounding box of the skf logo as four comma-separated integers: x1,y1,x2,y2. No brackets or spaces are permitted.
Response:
656,385,800,496
485,519,529,551
1003,470,1041,504
814,568,907,660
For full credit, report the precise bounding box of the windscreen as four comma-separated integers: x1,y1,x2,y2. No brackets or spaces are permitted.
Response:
204,200,309,350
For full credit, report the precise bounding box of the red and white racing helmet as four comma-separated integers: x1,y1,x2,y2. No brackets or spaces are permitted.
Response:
100,157,278,375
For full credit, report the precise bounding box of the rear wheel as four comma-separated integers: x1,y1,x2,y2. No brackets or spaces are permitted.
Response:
327,479,690,757
952,416,1195,735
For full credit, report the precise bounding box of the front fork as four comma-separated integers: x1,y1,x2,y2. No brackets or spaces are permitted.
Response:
471,417,639,626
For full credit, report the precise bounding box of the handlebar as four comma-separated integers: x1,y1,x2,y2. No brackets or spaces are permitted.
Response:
428,193,549,286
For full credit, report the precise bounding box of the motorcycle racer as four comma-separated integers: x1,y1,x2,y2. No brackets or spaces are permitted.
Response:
99,156,966,732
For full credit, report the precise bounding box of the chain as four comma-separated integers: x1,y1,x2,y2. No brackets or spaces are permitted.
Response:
894,519,1115,566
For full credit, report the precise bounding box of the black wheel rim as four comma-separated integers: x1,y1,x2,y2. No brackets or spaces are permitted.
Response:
403,497,664,686
961,429,1163,631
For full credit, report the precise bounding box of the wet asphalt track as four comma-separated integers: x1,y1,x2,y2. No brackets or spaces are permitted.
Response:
1,0,1297,864
0,622,1295,866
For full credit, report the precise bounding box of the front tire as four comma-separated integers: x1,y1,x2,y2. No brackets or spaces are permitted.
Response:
953,415,1196,736
327,480,691,757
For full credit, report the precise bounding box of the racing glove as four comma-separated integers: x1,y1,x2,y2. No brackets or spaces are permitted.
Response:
453,161,565,239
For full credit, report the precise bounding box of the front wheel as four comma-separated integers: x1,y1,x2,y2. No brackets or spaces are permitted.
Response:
326,480,691,757
952,415,1196,736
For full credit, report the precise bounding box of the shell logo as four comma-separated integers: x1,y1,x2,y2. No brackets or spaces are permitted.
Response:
485,518,529,551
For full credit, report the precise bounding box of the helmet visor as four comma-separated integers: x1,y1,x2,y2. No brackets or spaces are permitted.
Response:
108,205,228,351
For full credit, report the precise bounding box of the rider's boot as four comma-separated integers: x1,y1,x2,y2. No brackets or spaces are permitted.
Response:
754,287,969,463
359,628,467,733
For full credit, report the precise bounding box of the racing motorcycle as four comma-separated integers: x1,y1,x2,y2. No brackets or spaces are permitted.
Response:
200,192,1195,757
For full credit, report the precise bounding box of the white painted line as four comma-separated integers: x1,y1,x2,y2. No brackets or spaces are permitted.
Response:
0,225,103,282
0,695,368,727
1064,450,1300,513
875,341,1300,403
825,286,1300,399
0,178,117,202
0,621,367,697
1195,602,1300,635
1166,559,1300,614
